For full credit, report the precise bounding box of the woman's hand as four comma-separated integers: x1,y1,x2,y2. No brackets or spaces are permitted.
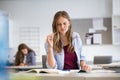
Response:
80,60,92,72
81,65,92,72
46,33,54,48
19,63,26,66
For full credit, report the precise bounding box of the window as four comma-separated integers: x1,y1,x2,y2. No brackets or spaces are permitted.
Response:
19,26,40,61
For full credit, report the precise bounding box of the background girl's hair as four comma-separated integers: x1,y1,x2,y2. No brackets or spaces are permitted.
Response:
18,43,33,53
14,43,36,65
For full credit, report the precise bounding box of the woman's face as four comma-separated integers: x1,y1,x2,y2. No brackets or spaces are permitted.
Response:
56,17,70,35
21,48,28,55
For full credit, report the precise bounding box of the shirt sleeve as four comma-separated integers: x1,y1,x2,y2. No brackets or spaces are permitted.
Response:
74,32,86,61
27,51,36,65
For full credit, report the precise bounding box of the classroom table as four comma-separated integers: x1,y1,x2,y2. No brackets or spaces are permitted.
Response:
8,62,120,80
9,69,120,80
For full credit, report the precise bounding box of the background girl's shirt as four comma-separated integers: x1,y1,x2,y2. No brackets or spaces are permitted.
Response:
26,51,36,66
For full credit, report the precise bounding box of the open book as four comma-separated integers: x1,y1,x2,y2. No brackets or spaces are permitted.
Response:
26,69,61,74
26,69,79,74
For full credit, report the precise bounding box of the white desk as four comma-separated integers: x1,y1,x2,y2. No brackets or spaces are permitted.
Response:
8,62,120,80
36,73,120,80
81,73,120,80
10,70,120,80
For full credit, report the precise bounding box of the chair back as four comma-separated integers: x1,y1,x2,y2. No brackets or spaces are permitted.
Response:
42,55,47,68
94,56,112,64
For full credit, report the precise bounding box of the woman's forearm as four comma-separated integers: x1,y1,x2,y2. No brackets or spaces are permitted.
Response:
47,48,55,68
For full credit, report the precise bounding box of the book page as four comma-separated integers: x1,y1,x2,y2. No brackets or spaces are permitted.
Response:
26,69,40,73
26,69,61,74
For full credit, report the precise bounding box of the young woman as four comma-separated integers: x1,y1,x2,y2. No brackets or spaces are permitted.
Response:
14,43,36,66
45,11,91,71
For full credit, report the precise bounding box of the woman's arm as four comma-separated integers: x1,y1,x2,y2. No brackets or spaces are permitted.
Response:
74,32,91,71
80,60,91,71
46,34,56,68
47,47,56,68
26,52,36,66
30,52,36,65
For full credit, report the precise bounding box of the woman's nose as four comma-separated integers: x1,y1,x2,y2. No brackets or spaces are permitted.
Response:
61,24,65,29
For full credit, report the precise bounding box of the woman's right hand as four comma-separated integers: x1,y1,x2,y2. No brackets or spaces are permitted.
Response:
46,33,56,68
19,63,25,66
46,33,54,48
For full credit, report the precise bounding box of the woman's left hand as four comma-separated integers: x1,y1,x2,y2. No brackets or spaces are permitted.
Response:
19,63,27,66
81,65,92,72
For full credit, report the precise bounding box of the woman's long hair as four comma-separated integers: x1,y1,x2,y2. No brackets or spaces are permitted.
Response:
14,43,35,65
52,11,74,53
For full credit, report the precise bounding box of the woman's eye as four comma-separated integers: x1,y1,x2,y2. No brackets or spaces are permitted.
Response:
58,24,61,26
63,22,67,25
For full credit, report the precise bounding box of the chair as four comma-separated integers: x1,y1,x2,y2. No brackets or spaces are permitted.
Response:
42,55,47,68
94,56,112,64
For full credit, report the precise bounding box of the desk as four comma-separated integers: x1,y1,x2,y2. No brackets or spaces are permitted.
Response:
8,63,120,80
37,73,120,80
82,73,120,80
10,70,120,80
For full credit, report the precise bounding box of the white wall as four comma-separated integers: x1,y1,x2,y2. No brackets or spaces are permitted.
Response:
0,0,119,62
